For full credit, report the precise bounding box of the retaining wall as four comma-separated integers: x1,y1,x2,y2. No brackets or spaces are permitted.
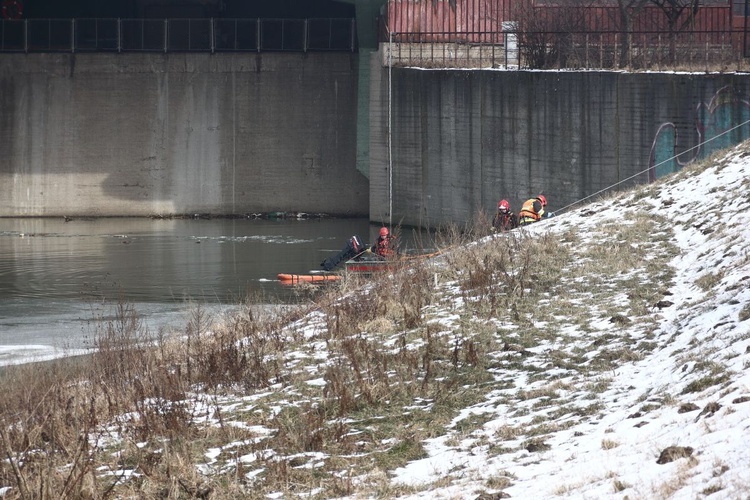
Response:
3,52,749,223
0,52,368,216
369,63,750,228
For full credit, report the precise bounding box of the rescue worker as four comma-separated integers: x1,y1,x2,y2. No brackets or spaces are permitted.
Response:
372,227,396,258
492,199,518,232
518,194,554,226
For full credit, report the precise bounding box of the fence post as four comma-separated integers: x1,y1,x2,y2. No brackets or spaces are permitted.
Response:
257,18,261,52
24,19,27,53
745,0,749,58
585,34,589,68
351,18,356,52
503,30,508,69
210,18,215,54
304,19,308,52
71,19,75,52
614,38,618,68
164,19,168,53
707,40,712,70
117,18,121,53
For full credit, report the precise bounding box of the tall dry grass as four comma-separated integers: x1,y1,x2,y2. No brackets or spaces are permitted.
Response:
0,203,671,498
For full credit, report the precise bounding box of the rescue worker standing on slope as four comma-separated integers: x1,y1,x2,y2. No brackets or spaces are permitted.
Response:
492,199,519,232
518,194,554,226
372,227,396,258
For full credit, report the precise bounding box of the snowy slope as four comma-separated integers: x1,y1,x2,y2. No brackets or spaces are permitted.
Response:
388,145,750,498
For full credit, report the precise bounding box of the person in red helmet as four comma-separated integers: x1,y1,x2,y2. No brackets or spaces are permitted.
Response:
372,226,396,257
518,194,554,226
492,199,518,232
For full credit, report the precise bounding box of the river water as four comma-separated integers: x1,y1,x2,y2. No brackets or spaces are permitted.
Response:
0,217,433,366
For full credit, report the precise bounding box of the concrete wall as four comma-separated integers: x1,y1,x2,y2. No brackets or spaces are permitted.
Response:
369,63,750,228
0,52,368,217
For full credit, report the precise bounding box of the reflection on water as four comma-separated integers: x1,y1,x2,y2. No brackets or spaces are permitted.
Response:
0,217,435,365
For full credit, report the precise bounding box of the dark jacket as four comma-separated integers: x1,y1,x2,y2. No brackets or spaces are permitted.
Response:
372,235,396,257
493,211,518,231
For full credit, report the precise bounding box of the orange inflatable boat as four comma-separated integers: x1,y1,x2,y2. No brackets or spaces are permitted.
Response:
277,273,341,284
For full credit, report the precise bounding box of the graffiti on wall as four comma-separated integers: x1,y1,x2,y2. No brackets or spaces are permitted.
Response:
649,86,750,181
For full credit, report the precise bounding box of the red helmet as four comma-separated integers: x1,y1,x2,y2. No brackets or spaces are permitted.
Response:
497,199,510,213
537,194,547,206
379,227,389,237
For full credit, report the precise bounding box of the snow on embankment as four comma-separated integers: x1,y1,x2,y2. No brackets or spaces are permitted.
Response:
393,144,750,499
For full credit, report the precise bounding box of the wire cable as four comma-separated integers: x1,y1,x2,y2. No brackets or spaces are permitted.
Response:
555,117,750,215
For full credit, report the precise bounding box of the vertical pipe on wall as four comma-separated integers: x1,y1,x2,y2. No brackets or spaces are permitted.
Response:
303,19,308,52
388,30,393,229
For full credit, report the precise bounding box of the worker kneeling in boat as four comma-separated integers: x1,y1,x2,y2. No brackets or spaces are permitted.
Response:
372,227,397,258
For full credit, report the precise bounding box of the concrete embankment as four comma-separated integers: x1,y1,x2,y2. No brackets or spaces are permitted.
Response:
368,64,750,227
0,52,368,217
3,51,749,225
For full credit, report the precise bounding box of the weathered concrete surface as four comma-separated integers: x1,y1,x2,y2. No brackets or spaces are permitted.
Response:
0,52,368,216
369,66,750,228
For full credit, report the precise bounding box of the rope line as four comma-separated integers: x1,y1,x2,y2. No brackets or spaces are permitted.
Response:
555,117,750,215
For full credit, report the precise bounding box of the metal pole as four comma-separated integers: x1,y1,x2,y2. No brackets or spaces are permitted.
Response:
744,0,749,58
71,19,75,52
388,30,393,230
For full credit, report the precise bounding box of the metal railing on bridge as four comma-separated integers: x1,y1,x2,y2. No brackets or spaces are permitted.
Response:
0,18,357,53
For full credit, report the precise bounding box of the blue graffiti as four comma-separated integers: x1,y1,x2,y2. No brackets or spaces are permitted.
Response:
649,86,750,181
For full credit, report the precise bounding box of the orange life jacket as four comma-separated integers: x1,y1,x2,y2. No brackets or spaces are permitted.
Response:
519,198,542,222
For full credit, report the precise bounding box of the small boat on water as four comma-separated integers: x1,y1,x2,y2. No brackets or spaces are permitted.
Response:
344,251,395,273
344,249,440,273
277,251,437,284
277,232,439,284
276,254,384,284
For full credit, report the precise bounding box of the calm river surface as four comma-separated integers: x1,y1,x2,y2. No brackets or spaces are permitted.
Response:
0,217,433,365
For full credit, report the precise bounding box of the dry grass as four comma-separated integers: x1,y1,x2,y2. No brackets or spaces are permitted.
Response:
601,439,620,450
0,190,682,498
